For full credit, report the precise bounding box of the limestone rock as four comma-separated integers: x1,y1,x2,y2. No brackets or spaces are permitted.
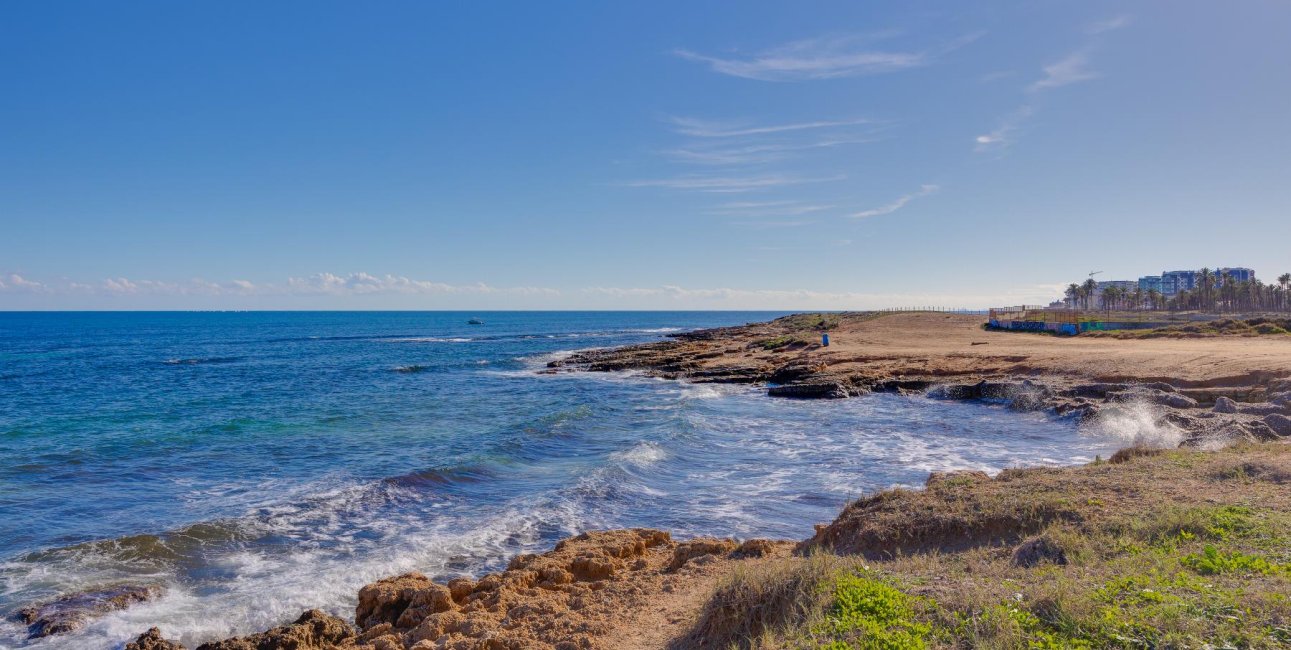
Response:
126,628,186,650
1213,396,1239,413
194,609,354,650
668,538,738,571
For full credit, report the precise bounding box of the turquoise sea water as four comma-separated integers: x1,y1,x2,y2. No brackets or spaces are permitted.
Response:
0,312,1126,649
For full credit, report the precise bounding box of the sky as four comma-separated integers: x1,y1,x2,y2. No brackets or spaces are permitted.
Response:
2,1,1289,310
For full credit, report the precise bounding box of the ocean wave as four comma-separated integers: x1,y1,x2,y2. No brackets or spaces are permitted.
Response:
392,365,431,373
609,441,668,467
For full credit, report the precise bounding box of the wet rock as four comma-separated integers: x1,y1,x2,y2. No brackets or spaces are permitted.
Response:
767,360,828,384
1213,396,1239,413
17,584,162,638
126,627,187,650
767,382,850,399
1156,392,1198,409
1264,414,1291,438
194,610,355,650
927,383,981,400
1011,537,1067,568
1065,383,1126,399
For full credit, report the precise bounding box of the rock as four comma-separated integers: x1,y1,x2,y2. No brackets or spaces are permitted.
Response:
668,538,738,571
1239,403,1288,416
194,609,355,650
767,381,850,399
1156,392,1198,409
355,573,450,630
732,539,777,559
1264,414,1291,437
126,628,187,650
927,383,982,400
1011,537,1067,568
17,584,162,638
1065,383,1126,399
1213,396,1239,413
767,361,828,384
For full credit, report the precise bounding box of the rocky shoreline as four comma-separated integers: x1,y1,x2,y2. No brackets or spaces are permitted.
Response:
548,313,1291,446
20,312,1291,649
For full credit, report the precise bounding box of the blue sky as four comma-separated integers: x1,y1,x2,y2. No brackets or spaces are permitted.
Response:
2,1,1288,310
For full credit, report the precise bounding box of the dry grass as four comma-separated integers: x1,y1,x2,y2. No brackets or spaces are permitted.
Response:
679,443,1291,649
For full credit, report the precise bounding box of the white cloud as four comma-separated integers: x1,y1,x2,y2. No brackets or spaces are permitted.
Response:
1028,50,1099,92
674,35,926,81
0,274,44,292
623,174,845,193
284,273,559,296
850,184,939,219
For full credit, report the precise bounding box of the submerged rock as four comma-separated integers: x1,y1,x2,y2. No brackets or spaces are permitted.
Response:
17,584,161,639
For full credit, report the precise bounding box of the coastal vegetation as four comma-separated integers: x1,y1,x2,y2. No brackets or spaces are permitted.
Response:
1086,317,1291,338
685,443,1291,649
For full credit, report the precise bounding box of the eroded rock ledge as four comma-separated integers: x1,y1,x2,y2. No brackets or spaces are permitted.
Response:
129,530,788,650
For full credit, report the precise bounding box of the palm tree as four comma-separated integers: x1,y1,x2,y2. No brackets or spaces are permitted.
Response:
1197,268,1214,312
1081,278,1098,310
1146,289,1162,311
1280,273,1291,312
1065,283,1081,309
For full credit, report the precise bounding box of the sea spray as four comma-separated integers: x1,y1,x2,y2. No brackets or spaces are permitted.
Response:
1082,399,1185,448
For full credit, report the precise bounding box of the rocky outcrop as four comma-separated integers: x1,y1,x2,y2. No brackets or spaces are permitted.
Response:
174,529,788,650
193,610,355,650
16,584,161,638
126,627,187,650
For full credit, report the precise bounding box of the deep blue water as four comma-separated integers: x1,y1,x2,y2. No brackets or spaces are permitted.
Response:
0,312,1126,649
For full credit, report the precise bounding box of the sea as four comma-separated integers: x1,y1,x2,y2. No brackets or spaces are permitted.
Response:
0,312,1130,649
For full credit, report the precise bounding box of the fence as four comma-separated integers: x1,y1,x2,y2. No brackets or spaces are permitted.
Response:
986,307,1187,335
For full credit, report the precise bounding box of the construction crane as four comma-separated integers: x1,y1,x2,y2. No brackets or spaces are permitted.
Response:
1088,270,1103,279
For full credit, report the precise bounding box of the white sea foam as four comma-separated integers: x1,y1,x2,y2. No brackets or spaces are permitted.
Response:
610,441,668,467
1082,400,1185,448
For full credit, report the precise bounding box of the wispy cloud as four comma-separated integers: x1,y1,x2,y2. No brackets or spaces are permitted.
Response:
2,274,560,298
623,174,845,193
661,138,876,165
975,17,1130,153
579,284,1053,309
1087,14,1132,35
974,105,1034,152
674,35,927,81
850,184,939,219
1028,50,1099,92
710,200,835,217
665,116,872,138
